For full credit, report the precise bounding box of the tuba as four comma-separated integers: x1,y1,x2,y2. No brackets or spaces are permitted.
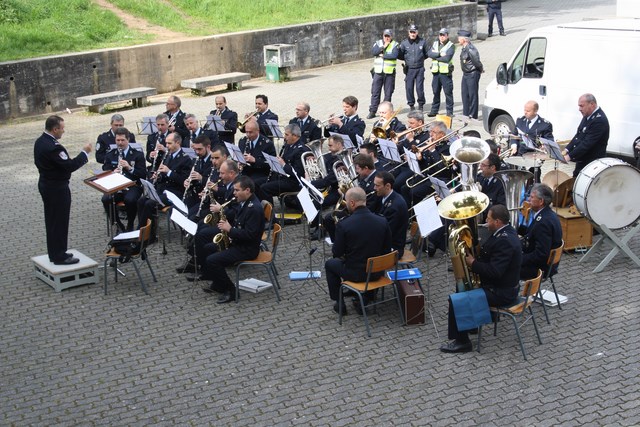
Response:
449,136,491,191
303,138,328,180
438,191,489,292
493,170,533,228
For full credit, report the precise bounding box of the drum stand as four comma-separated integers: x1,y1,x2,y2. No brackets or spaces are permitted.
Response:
579,222,640,273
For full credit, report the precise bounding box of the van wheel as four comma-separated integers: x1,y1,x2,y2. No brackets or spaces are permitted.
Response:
491,114,515,152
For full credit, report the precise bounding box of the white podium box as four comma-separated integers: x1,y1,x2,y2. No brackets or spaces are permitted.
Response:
31,249,99,292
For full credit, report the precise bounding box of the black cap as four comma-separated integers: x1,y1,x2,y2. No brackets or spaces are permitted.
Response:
458,29,472,38
408,24,418,32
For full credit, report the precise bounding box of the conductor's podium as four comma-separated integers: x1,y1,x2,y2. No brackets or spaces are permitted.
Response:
31,250,98,292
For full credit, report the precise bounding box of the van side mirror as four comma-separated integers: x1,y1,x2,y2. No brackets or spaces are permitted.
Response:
496,63,508,85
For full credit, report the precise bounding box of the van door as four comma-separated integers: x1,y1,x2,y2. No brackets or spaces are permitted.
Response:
505,37,548,112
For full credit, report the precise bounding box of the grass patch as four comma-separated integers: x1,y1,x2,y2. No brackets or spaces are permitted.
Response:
0,0,151,61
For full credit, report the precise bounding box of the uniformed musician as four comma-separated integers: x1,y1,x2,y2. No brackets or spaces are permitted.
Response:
373,171,409,259
237,119,276,198
183,135,213,220
242,94,278,141
289,102,322,145
34,115,92,265
95,114,136,164
209,96,238,144
369,101,406,144
323,95,366,147
509,100,554,156
164,95,189,144
391,110,430,192
146,114,169,172
184,113,219,147
101,127,146,232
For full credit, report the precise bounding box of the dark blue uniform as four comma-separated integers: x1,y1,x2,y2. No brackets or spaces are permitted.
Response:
165,109,189,145
325,206,392,301
95,129,136,164
261,139,310,204
34,132,88,263
185,154,214,221
210,107,238,144
146,131,169,171
186,128,220,147
374,190,409,258
427,40,456,116
459,42,483,119
487,0,505,36
510,115,554,156
520,205,563,280
565,107,609,177
255,109,279,141
289,116,322,146
101,146,146,231
238,134,277,192
399,36,428,109
324,115,366,147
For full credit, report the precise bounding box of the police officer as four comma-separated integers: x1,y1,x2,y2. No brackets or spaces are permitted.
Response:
34,115,92,265
398,24,428,112
427,28,456,117
368,29,400,119
458,30,484,120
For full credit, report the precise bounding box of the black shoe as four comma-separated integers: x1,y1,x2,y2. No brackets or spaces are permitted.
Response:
467,328,479,335
427,112,437,118
425,242,436,258
500,32,506,36
176,259,196,274
488,33,493,38
309,229,321,241
408,105,415,111
342,289,357,297
333,302,348,316
418,105,424,111
54,257,79,265
63,252,74,259
352,299,366,316
440,340,473,353
186,274,207,282
366,112,376,119
217,291,237,304
448,266,454,272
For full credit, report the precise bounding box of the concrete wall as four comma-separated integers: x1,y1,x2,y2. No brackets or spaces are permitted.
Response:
0,3,475,122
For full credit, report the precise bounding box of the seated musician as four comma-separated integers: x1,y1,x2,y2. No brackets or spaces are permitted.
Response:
241,94,278,141
101,127,146,231
95,114,136,164
441,205,522,353
477,153,506,219
290,102,322,145
369,101,406,145
261,124,310,205
189,144,230,220
520,184,562,280
237,119,276,198
179,159,239,276
323,95,366,147
182,135,213,221
325,187,392,315
373,171,409,258
509,100,554,156
184,113,219,147
145,114,170,172
200,175,265,303
322,154,378,243
210,96,238,144
164,95,189,144
137,132,192,232
401,120,451,208
391,110,429,192
359,142,391,172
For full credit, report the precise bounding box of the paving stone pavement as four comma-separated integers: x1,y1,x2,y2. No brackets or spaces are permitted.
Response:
3,0,638,425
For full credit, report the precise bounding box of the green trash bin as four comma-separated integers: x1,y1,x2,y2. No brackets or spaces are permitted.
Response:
266,63,280,82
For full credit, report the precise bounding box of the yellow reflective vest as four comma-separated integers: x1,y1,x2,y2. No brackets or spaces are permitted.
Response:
430,41,454,74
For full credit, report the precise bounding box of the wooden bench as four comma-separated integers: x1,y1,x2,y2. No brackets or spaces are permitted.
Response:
76,87,157,113
181,72,251,96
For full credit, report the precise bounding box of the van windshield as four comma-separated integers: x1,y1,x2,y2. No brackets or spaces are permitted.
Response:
509,38,547,83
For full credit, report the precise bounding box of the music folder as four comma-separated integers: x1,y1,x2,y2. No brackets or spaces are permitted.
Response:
84,170,134,195
403,147,422,176
378,138,401,163
140,179,165,206
224,143,248,165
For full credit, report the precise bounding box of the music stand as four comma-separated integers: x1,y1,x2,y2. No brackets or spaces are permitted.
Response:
224,143,248,167
378,138,401,163
264,119,283,139
263,152,289,177
205,115,226,132
403,147,423,176
85,171,135,237
137,117,157,135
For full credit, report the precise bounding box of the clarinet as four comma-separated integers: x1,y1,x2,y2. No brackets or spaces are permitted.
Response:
152,149,171,184
182,157,200,202
150,133,164,177
196,178,222,220
116,149,125,174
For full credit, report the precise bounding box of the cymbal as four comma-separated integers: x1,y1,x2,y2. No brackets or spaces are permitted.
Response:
523,151,551,161
505,156,542,169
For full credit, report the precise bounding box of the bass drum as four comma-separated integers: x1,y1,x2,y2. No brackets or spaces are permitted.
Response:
573,158,640,229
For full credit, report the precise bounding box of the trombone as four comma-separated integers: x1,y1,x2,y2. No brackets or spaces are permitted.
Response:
404,154,455,189
371,107,402,139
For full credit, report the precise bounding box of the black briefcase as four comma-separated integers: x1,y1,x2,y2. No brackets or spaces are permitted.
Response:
397,280,425,325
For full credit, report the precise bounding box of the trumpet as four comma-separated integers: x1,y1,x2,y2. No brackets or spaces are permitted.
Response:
238,109,259,133
371,108,402,140
316,113,343,127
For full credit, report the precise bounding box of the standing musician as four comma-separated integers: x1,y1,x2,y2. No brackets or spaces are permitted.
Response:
183,135,213,220
95,114,136,164
164,95,189,144
241,94,278,141
509,100,554,156
441,205,522,353
324,187,392,315
179,159,239,275
359,142,391,172
373,172,409,258
34,115,92,265
210,96,238,144
391,110,430,192
323,95,366,147
369,101,406,144
290,102,322,145
101,127,146,232
563,93,610,177
200,176,265,303
519,184,562,280
237,120,277,198
145,114,170,172
184,113,219,147
260,124,310,205
137,132,192,230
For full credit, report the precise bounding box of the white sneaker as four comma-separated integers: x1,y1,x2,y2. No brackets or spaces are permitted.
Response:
324,237,333,246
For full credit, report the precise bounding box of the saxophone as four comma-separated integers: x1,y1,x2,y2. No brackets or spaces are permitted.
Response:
211,198,236,251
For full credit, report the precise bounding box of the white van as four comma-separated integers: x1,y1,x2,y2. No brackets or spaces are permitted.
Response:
482,19,640,160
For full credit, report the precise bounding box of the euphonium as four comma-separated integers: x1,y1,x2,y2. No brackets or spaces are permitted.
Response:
438,191,490,292
211,198,237,251
493,169,533,228
449,136,491,191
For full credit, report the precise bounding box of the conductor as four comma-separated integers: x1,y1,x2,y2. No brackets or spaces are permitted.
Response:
34,115,92,265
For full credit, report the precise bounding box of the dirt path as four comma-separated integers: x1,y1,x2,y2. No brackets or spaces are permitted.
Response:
93,0,194,42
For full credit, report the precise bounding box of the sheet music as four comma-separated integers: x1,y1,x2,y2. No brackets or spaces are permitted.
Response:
224,142,248,165
517,129,537,150
297,187,319,222
329,132,355,150
112,230,141,241
264,119,283,139
541,137,567,163
413,196,443,238
355,134,364,147
182,148,197,159
170,208,197,236
430,177,451,199
403,147,422,176
300,176,324,203
378,138,401,163
140,179,165,206
207,115,226,132
164,191,188,214
94,173,132,191
263,152,289,177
